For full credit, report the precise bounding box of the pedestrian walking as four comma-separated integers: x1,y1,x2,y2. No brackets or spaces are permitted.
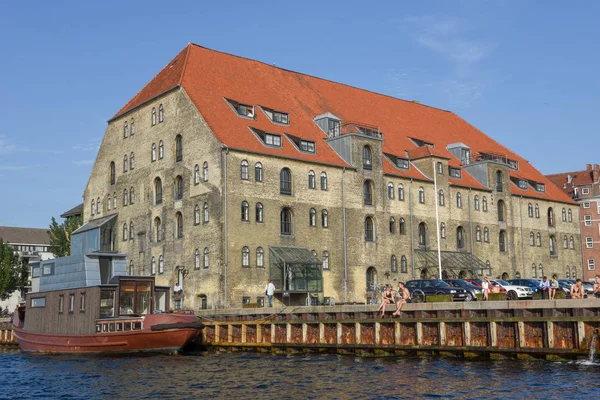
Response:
482,277,490,301
265,279,276,307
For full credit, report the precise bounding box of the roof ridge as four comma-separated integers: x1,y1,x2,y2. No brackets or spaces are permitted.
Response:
179,42,193,84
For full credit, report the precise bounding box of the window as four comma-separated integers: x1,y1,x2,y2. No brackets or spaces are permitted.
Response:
299,140,315,153
151,143,157,161
582,187,590,195
156,256,162,274
535,204,540,218
241,160,249,180
456,226,465,249
129,222,134,240
584,202,591,209
123,154,128,172
389,217,396,234
264,133,282,147
438,190,445,206
401,256,407,273
241,201,249,221
130,119,135,136
113,192,117,209
322,209,328,228
498,200,505,222
570,236,575,249
566,267,570,279
530,232,535,246
399,218,406,235
363,146,372,169
242,246,250,267
233,101,254,118
154,217,162,242
152,107,156,126
309,208,316,227
532,264,537,278
280,168,292,195
547,208,554,227
194,205,200,225
549,235,557,256
254,162,262,182
440,223,446,239
391,255,397,272
364,217,374,241
397,158,409,169
194,165,200,184
496,170,503,192
322,251,329,270
528,203,533,218
123,121,128,138
308,170,315,189
418,223,427,246
256,203,264,223
588,259,596,270
174,134,183,162
585,215,592,226
484,227,489,242
109,161,116,185
91,199,95,216
129,261,134,275
568,209,573,222
155,178,163,205
31,297,46,308
58,295,64,313
158,104,164,123
256,247,264,268
42,263,54,276
202,161,209,182
281,208,292,235
130,152,135,170
364,181,373,205
69,294,75,312
129,187,135,204
456,192,462,208
474,195,480,211
398,184,405,201
96,197,100,214
176,212,183,239
272,110,289,124
518,180,527,189
562,208,567,222
195,249,201,269
123,189,128,206
476,226,482,242
175,176,183,200
536,232,542,247
499,230,506,252
203,202,209,223
563,235,568,249
482,196,488,212
151,257,156,275
204,248,209,269
107,194,111,211
450,168,461,178
328,119,340,136
158,140,164,159
320,172,327,190
587,237,594,248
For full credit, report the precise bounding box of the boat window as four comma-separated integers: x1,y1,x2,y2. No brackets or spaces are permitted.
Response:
102,324,109,332
133,322,142,330
136,281,152,315
100,291,115,318
119,279,153,315
120,281,136,315
124,322,132,331
116,323,123,331
31,297,46,308
96,324,101,333
80,293,86,312
69,294,75,312
154,290,166,313
109,323,115,332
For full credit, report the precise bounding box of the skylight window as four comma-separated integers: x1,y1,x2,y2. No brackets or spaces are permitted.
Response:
225,98,255,118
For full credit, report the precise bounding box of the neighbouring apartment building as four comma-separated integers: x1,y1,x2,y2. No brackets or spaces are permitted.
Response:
547,164,600,281
80,43,581,308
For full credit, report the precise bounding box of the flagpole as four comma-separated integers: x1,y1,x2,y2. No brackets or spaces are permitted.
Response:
433,160,443,279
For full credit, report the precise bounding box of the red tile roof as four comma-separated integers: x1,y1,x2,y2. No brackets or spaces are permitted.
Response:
407,146,450,161
113,43,576,204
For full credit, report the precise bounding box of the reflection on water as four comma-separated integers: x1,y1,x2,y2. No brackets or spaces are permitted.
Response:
1,349,599,399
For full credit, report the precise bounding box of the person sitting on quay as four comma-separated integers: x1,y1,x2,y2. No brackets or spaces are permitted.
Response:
174,282,183,295
594,275,600,299
538,276,550,299
549,278,559,300
392,282,411,317
377,285,395,318
570,279,585,299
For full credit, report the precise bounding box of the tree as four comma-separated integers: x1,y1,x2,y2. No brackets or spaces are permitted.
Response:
0,239,27,301
49,215,82,257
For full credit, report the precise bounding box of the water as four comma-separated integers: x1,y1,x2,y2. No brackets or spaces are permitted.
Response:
0,349,599,399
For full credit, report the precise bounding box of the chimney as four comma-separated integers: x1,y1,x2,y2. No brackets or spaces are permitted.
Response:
593,164,600,183
567,174,572,184
586,164,592,171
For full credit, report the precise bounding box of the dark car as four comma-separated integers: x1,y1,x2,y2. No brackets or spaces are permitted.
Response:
444,279,481,301
507,279,540,293
405,279,469,302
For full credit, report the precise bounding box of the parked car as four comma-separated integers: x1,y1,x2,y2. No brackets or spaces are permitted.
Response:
491,279,533,300
444,279,482,301
465,279,507,294
507,279,540,293
405,279,470,302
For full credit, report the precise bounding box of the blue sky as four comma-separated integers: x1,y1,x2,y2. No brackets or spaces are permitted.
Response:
1,1,599,228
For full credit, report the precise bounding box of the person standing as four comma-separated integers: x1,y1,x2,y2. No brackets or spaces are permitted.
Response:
570,279,585,299
482,277,490,301
265,279,276,307
594,275,600,299
538,276,550,299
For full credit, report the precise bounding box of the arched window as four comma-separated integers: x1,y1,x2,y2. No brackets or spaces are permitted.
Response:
418,222,427,246
159,255,164,274
535,204,540,218
528,203,533,217
195,249,201,269
572,268,577,279
241,160,249,180
280,208,292,235
563,235,568,249
499,230,506,252
194,205,200,225
322,209,328,228
398,184,405,201
175,134,182,162
440,223,446,239
158,104,164,123
438,189,445,206
241,201,249,221
203,202,209,223
280,168,292,195
194,165,200,184
307,170,316,189
256,247,264,268
91,199,95,216
391,255,397,272
419,187,425,204
549,235,556,256
568,209,573,222
129,261,134,275
566,267,570,279
130,119,135,136
309,208,316,227
562,208,567,222
158,140,164,159
388,183,394,199
123,223,128,241
322,251,329,270
530,232,535,246
155,178,163,204
130,152,135,170
113,192,117,209
254,162,262,182
242,246,250,267
389,217,396,234
123,154,128,172
123,189,128,206
107,194,111,211
176,212,183,238
256,203,264,223
96,197,100,215
536,232,541,247
363,146,372,169
496,170,503,192
320,172,327,190
204,248,210,268
151,257,156,275
203,161,209,182
399,218,406,235
151,143,157,161
474,195,480,210
538,264,544,278
154,217,162,242
456,192,462,208
569,236,574,249
497,200,505,222
366,267,377,291
547,207,554,227
151,107,156,126
364,217,374,241
476,226,482,242
457,226,465,249
532,263,537,278
482,196,488,212
364,180,373,205
175,176,183,200
483,227,489,242
401,256,407,273
123,121,128,138
129,187,135,204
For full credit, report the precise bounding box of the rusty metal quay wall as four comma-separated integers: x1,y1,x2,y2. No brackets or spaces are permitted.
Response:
197,299,600,360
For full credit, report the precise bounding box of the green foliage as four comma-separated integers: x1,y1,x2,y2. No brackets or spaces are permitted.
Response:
49,215,82,257
0,239,27,301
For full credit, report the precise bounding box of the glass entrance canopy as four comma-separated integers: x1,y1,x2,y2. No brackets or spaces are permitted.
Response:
269,246,323,293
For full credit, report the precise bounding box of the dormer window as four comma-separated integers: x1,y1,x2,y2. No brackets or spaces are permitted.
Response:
252,128,281,147
397,158,409,169
328,120,340,137
536,183,546,193
299,140,315,153
273,111,289,124
449,168,461,178
226,98,255,118
314,113,341,138
410,137,434,147
518,180,528,190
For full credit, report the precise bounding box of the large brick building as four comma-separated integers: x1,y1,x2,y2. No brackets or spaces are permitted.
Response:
547,164,600,282
82,43,581,308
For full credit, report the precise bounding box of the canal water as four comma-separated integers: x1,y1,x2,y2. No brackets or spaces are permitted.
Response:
0,349,599,399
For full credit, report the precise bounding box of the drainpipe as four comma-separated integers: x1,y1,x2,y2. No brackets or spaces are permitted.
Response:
519,196,525,277
221,144,229,308
578,206,585,279
342,167,348,303
468,188,474,255
432,161,442,279
409,178,415,279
